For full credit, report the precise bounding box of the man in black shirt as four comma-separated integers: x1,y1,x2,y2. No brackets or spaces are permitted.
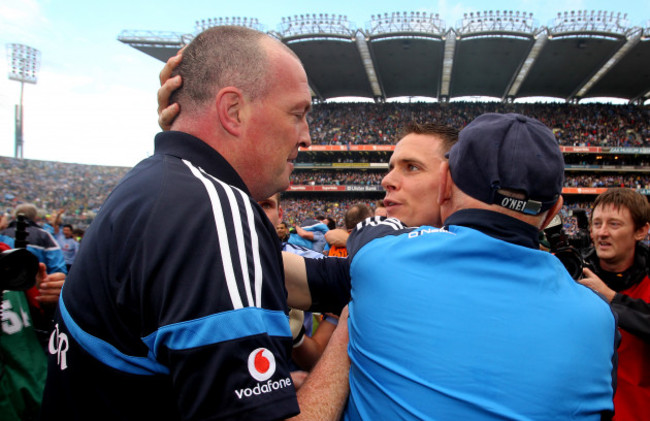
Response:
41,26,349,421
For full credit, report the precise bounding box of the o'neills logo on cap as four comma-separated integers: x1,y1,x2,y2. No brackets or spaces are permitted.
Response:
494,189,542,215
247,347,276,381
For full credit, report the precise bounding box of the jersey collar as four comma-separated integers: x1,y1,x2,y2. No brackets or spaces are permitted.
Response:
443,209,540,250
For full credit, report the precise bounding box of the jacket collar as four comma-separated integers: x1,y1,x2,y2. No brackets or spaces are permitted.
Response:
443,208,540,249
154,131,250,196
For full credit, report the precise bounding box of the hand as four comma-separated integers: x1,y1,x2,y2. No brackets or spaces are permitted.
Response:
289,308,306,347
324,312,340,321
54,208,65,226
157,47,184,130
35,263,66,305
578,267,616,302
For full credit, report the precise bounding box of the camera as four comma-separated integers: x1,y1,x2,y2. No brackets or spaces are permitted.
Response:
543,209,592,280
0,213,39,291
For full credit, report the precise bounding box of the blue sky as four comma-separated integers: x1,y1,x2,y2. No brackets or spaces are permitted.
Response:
1,0,648,166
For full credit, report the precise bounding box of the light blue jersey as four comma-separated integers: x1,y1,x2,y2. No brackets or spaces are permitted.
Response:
344,210,617,420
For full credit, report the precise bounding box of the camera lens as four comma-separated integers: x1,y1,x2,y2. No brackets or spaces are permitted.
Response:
553,248,584,280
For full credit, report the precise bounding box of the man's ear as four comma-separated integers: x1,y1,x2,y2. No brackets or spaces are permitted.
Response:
437,162,452,206
279,206,284,221
634,221,650,242
216,87,245,137
540,195,564,230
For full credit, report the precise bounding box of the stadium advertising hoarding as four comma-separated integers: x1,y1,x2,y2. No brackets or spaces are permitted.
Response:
287,185,383,192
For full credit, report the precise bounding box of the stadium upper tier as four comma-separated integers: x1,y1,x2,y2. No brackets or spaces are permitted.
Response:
305,102,649,147
118,10,650,103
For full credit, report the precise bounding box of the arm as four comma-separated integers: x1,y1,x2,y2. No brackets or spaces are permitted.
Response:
292,317,338,371
611,293,650,343
325,228,349,247
580,267,650,342
283,252,312,310
53,209,64,235
289,306,350,421
296,225,315,241
283,252,351,314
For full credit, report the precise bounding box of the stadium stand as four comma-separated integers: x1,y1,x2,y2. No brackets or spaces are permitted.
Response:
1,102,648,238
306,102,649,147
118,9,650,104
114,10,650,239
0,157,129,229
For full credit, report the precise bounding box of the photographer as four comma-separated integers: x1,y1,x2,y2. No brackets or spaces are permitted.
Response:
578,188,650,420
0,204,67,348
0,204,67,277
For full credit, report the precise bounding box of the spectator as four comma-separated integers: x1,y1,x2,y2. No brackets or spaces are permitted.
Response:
325,204,373,258
0,204,67,276
0,204,67,347
579,188,650,420
291,217,329,253
276,221,291,242
53,209,79,271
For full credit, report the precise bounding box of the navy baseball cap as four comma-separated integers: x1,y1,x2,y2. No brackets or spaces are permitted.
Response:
447,113,564,215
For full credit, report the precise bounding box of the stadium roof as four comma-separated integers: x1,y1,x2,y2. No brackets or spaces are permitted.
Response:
118,10,650,103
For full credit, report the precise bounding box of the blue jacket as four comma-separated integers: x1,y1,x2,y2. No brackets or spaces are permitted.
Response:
1,219,67,274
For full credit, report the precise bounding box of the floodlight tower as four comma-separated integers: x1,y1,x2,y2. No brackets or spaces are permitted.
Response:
6,43,41,159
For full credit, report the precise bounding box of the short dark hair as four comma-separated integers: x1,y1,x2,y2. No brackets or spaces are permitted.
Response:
400,121,459,154
320,216,336,230
345,204,372,230
591,188,650,230
170,26,270,113
63,224,73,230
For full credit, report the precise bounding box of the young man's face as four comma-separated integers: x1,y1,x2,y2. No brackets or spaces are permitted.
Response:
590,203,648,272
381,133,445,227
276,223,289,240
62,226,74,239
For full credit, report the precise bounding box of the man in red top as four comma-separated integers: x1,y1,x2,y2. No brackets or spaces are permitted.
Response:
580,187,650,420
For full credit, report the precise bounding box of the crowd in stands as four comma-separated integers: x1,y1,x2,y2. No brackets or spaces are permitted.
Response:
279,198,377,229
290,170,385,186
0,156,129,228
564,174,650,189
308,102,649,147
1,101,648,232
290,170,650,189
2,152,649,234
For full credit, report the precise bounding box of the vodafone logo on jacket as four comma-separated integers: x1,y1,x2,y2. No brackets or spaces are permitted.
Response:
235,347,292,400
247,347,276,381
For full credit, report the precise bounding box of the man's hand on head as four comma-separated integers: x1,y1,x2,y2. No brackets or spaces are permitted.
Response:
157,47,184,130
